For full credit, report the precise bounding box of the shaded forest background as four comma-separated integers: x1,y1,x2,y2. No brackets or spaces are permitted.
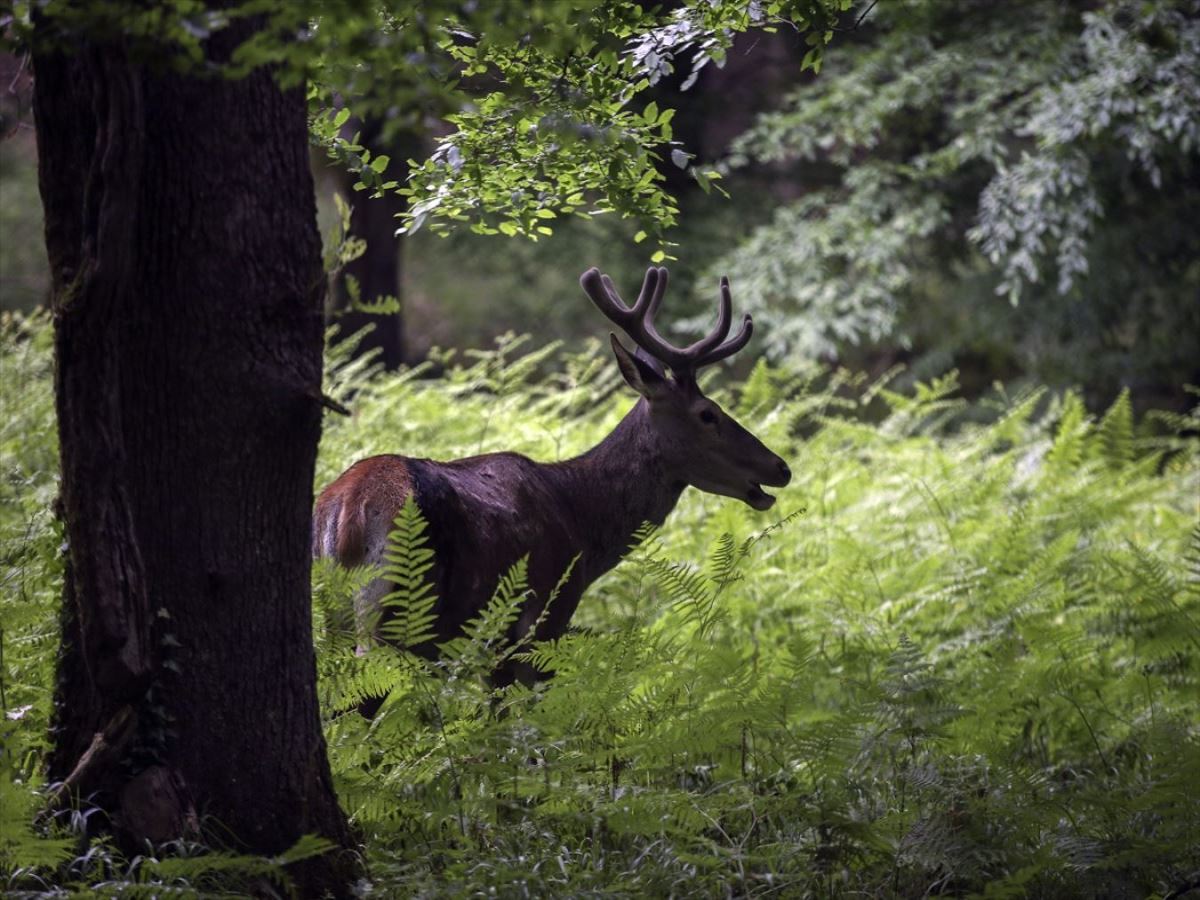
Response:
2,1,1199,897
3,0,1196,410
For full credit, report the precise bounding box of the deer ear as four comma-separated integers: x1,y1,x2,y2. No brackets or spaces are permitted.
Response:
610,334,668,399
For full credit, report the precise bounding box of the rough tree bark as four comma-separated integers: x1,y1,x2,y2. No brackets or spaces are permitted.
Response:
33,17,355,897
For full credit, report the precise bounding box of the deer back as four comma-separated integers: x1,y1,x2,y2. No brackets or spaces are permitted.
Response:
313,452,589,658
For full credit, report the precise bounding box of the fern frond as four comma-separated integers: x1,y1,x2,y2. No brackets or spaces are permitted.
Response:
707,533,740,590
378,496,439,649
1044,391,1090,479
440,556,530,675
645,558,724,638
319,646,408,712
1185,523,1200,594
1097,389,1134,470
506,555,579,664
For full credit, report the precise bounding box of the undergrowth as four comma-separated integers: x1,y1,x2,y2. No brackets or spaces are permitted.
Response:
3,315,1198,897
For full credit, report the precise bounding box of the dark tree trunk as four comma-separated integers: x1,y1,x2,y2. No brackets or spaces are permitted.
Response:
33,17,354,897
333,119,419,369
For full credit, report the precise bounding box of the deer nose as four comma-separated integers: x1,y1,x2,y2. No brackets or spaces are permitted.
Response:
776,460,791,483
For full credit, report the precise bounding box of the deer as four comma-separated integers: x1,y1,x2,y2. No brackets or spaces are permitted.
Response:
313,265,791,690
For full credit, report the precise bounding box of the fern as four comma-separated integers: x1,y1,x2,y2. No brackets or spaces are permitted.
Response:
5,316,1200,897
378,496,440,650
644,557,725,638
1044,391,1090,479
504,554,578,666
706,532,740,590
1097,388,1135,470
439,556,530,676
319,646,408,711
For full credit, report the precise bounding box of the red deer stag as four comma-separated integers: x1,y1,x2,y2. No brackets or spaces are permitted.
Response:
313,266,791,687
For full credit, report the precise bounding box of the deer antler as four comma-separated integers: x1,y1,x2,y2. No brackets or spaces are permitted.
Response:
579,266,753,379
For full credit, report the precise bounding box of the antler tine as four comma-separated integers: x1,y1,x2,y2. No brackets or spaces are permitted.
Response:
668,274,751,368
635,267,671,376
647,265,669,319
582,267,691,370
672,274,734,361
583,267,657,319
631,266,660,316
625,268,697,369
638,266,676,350
582,266,755,375
698,313,754,366
580,267,632,324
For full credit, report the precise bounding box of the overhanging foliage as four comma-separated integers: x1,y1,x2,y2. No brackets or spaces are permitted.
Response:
715,0,1200,376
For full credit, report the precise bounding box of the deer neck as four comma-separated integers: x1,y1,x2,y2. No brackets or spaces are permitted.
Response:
547,398,685,574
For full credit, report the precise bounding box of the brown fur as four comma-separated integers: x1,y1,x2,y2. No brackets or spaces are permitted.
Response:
314,456,413,567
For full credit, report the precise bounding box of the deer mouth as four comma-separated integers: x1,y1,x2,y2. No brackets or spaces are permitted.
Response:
746,483,776,510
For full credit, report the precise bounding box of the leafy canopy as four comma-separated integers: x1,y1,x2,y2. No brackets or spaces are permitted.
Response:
9,0,851,255
714,0,1200,370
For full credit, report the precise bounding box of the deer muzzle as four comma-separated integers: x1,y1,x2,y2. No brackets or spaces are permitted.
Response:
745,458,792,510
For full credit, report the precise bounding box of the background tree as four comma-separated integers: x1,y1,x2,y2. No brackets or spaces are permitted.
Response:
714,0,1200,410
9,0,845,893
325,19,815,369
321,63,447,368
329,118,420,368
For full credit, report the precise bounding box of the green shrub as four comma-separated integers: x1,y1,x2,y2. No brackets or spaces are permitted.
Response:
4,316,1198,897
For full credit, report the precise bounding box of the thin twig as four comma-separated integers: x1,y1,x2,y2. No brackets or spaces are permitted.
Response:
6,52,29,96
309,388,351,416
42,705,137,816
833,0,879,33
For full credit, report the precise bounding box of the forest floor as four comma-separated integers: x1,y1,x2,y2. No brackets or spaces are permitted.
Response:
3,319,1198,897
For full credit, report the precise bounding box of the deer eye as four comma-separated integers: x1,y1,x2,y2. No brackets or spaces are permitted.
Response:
699,408,718,425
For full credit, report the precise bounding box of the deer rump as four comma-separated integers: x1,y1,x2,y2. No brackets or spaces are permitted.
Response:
313,452,591,681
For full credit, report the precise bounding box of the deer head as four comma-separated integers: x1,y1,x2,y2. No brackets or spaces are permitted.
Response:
580,266,791,510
